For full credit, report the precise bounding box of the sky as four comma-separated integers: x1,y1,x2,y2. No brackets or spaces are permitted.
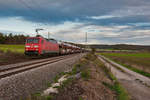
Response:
0,0,150,45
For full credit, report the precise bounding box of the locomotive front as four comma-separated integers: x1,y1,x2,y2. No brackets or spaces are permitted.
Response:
25,37,41,55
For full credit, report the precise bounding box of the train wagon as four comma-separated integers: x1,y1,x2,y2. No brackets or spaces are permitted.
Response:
25,36,59,56
25,35,83,56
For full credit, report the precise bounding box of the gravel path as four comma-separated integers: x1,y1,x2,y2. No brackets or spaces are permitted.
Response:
0,53,85,100
98,55,150,100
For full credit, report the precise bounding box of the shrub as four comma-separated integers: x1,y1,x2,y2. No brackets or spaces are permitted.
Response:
81,70,90,80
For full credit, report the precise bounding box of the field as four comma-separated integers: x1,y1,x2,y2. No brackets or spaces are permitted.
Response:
99,52,150,77
0,44,30,65
0,44,25,53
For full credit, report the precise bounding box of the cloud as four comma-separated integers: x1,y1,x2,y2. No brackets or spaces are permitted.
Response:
1,18,150,45
87,15,116,20
36,21,150,45
1,0,150,45
1,0,150,24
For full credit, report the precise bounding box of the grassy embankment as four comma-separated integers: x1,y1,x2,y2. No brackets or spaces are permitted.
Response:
100,52,150,78
0,44,24,53
30,53,130,100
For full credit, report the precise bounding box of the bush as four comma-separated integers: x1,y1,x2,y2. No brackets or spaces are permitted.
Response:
81,70,90,80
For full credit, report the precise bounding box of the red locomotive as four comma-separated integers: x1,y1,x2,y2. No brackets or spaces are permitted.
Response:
25,35,82,56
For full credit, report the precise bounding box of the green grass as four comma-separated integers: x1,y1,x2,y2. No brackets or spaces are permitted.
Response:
28,93,54,100
114,82,129,100
0,44,25,53
68,63,82,75
118,62,150,78
103,82,130,100
79,97,83,100
100,52,150,58
81,70,90,80
45,95,54,100
53,72,65,83
94,58,117,81
99,52,150,78
61,78,73,89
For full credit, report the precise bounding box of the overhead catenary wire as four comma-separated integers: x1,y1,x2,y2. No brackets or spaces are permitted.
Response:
16,0,43,29
16,0,50,27
14,0,81,43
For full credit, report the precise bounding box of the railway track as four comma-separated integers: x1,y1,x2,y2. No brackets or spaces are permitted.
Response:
0,54,78,79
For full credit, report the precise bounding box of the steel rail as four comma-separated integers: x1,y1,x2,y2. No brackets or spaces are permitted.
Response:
0,54,77,79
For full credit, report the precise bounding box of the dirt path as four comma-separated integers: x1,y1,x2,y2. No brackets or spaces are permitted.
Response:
98,55,150,100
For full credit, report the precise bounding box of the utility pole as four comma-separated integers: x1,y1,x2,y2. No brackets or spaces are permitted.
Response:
35,28,44,36
85,32,87,44
48,32,50,39
85,32,88,50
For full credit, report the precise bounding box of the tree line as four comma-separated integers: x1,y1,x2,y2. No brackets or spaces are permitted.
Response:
0,33,29,44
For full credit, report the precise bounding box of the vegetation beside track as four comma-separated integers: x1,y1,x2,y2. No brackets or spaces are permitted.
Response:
29,52,130,100
99,52,150,78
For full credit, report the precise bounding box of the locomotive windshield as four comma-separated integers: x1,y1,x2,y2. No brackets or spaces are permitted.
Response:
26,38,39,43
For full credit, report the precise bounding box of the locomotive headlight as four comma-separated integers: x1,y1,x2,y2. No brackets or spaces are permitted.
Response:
34,45,39,48
25,45,30,48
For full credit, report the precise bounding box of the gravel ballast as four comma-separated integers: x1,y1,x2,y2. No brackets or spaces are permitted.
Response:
0,53,85,100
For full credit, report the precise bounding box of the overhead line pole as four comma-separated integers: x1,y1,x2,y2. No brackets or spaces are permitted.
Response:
85,32,87,44
85,32,88,49
35,28,44,36
48,32,50,39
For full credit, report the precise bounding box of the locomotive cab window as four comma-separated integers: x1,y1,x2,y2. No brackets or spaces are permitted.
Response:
26,38,39,44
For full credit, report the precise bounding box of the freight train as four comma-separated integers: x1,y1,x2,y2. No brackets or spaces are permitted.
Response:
25,35,83,56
